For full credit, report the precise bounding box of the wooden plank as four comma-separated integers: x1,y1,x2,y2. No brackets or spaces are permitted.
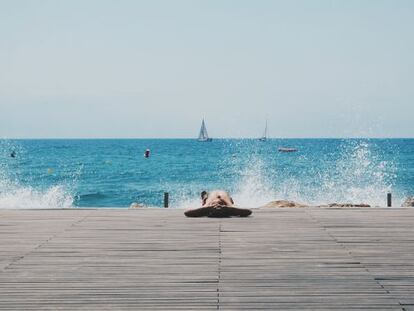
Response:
0,208,413,309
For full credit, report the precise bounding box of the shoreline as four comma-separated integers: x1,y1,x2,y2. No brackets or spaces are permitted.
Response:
0,205,411,210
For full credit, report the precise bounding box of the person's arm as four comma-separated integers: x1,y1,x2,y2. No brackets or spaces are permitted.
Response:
184,206,252,217
184,207,210,217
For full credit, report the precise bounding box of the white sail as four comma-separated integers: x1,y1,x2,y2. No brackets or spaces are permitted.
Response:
198,119,212,142
259,120,267,141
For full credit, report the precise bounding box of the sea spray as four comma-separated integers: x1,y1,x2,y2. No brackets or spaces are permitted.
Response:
0,138,408,208
0,139,76,209
0,185,73,209
173,139,399,208
0,165,75,209
265,139,397,206
0,165,74,209
231,154,276,208
316,139,397,206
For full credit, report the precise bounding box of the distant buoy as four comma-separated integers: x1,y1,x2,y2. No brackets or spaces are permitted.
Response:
144,149,150,158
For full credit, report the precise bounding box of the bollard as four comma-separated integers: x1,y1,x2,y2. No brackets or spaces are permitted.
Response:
164,192,169,208
387,192,392,207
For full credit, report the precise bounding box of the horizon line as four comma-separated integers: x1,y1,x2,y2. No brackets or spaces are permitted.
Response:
2,137,414,140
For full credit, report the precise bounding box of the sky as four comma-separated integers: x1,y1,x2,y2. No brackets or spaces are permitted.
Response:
0,0,413,138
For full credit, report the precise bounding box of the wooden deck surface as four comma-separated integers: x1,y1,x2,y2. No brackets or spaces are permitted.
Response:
1,208,414,310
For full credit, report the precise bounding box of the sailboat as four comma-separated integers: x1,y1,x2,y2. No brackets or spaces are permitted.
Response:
258,120,267,141
197,119,213,142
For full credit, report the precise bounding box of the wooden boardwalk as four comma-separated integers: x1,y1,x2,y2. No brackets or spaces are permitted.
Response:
1,208,414,310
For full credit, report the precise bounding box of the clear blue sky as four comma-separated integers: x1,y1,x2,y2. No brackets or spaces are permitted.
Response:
1,0,413,138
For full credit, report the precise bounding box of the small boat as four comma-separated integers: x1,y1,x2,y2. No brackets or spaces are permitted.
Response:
197,118,213,142
278,147,298,153
258,120,268,142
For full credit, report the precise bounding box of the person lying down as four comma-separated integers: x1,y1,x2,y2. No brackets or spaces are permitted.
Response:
184,190,252,218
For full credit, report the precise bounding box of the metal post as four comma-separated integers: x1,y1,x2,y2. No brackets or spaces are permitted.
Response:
387,192,392,207
164,192,169,208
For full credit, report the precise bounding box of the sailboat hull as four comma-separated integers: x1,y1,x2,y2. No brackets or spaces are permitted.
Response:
198,138,213,142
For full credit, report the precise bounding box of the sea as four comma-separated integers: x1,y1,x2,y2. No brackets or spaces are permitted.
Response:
0,138,413,209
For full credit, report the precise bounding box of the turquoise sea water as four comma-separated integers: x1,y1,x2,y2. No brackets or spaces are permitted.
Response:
0,139,413,208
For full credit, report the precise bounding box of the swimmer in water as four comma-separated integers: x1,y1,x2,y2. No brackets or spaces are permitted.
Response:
10,151,16,158
184,190,252,218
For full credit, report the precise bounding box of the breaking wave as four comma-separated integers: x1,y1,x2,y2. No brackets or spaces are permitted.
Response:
0,167,74,209
0,184,74,209
175,139,398,208
0,138,403,208
0,140,75,209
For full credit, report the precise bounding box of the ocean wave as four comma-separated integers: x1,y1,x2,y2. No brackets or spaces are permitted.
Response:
0,185,74,209
174,139,399,208
0,138,405,208
0,140,75,209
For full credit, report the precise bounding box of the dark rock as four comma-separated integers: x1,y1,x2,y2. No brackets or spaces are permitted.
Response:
263,200,308,208
129,202,145,209
322,203,371,208
402,197,414,207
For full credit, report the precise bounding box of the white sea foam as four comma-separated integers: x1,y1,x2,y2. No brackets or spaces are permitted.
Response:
314,140,397,206
0,172,73,209
174,195,200,210
0,141,75,209
173,154,277,209
0,138,400,209
0,184,74,209
231,157,277,208
175,139,398,208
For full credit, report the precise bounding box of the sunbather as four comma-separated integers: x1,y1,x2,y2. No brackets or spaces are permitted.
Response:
184,190,252,217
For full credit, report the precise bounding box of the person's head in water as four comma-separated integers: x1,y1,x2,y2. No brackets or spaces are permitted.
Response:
201,190,234,207
10,151,16,158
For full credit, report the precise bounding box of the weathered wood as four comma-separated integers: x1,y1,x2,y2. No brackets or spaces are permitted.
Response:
0,208,413,310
